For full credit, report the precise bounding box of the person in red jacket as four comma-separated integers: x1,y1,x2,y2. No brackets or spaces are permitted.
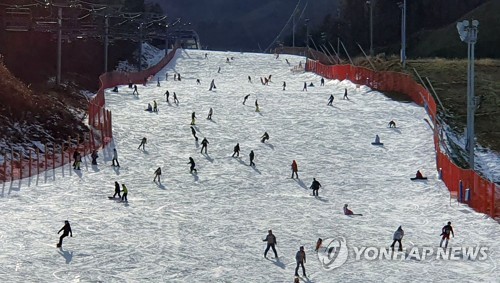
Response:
291,160,298,179
343,204,354,215
415,170,424,179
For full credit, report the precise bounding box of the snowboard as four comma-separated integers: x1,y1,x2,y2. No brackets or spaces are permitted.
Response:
410,177,428,180
371,142,384,146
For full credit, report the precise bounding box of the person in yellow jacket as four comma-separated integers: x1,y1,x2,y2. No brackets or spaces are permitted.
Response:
121,184,128,202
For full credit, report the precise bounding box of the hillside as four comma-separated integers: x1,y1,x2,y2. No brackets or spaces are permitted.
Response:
0,56,89,156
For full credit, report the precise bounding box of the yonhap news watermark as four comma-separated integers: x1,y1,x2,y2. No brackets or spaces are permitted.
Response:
317,237,489,271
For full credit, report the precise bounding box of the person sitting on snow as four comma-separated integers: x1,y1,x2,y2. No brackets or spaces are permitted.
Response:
343,204,354,215
145,103,152,112
415,170,425,179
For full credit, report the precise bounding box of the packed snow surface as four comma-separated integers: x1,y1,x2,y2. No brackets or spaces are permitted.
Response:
0,49,498,282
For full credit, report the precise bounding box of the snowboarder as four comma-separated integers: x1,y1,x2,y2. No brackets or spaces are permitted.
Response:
200,138,209,154
285,59,290,65
327,94,334,106
263,230,278,258
121,183,128,202
218,67,221,73
415,170,425,179
173,92,179,104
209,79,216,91
138,137,147,150
112,181,121,198
343,88,349,100
294,246,306,277
249,150,255,166
343,204,354,215
73,152,82,170
303,82,307,91
440,222,454,248
291,160,298,179
320,77,325,86
145,103,152,112
204,53,208,59
282,81,286,91
191,112,196,125
157,77,160,87
91,149,98,165
390,226,404,251
248,76,252,83
112,148,120,167
243,94,250,105
232,143,240,157
133,84,138,95
310,178,322,196
255,99,260,112
188,157,197,173
112,86,118,92
153,100,158,112
261,132,269,143
389,120,396,128
191,126,199,141
373,134,382,145
196,79,201,85
57,220,72,248
154,167,162,183
207,108,213,120
165,90,170,102
177,73,181,81
309,82,315,87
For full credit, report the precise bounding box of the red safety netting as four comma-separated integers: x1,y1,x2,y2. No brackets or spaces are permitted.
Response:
307,59,498,219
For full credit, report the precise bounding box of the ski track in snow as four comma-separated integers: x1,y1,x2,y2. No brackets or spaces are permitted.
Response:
0,50,498,282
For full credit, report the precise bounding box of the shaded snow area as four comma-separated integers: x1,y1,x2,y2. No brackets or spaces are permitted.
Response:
0,49,498,282
115,42,164,73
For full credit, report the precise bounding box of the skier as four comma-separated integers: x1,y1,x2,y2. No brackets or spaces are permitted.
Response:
232,143,240,157
200,138,209,154
209,79,216,91
218,67,221,73
440,222,454,248
91,149,98,165
390,226,404,251
112,181,121,198
174,74,177,81
196,79,201,85
327,94,334,106
121,183,128,202
154,167,162,183
112,86,118,92
248,76,252,83
320,77,325,86
191,126,199,141
133,84,138,95
389,120,396,128
73,152,82,170
294,246,306,277
255,99,260,112
191,112,196,125
285,59,290,65
310,178,322,196
188,157,197,173
112,148,120,167
343,204,354,215
343,88,349,100
138,137,147,150
261,132,269,143
165,90,170,102
173,92,179,104
57,220,72,248
153,100,158,112
303,82,307,91
309,82,315,87
291,160,298,179
243,94,250,105
263,230,278,259
249,150,255,166
207,108,213,120
72,149,79,168
177,73,181,81
282,81,286,91
157,77,160,87
204,53,208,59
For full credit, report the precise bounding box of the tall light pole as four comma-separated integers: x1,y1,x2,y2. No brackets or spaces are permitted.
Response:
305,18,310,57
138,22,143,71
366,0,374,56
56,7,62,85
104,15,109,73
398,0,407,68
457,19,479,169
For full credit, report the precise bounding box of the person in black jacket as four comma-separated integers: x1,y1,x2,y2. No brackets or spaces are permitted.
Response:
200,138,209,154
154,167,162,183
57,220,73,248
191,126,199,141
249,150,255,166
243,94,250,105
263,230,278,258
295,246,306,277
261,132,269,143
165,90,170,102
310,178,322,196
232,143,240,157
112,181,121,198
440,221,455,248
138,137,147,150
91,149,98,165
191,112,196,125
188,157,197,173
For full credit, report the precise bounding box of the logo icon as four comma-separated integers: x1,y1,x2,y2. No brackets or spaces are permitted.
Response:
317,237,349,270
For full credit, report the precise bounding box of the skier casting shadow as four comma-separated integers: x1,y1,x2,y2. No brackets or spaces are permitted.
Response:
58,247,73,264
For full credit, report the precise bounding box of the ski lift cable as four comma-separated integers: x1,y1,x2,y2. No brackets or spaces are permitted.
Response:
263,0,302,53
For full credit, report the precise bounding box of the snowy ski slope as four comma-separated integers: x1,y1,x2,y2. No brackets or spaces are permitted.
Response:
0,49,498,282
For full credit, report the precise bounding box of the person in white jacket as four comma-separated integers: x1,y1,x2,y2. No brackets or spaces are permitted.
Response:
390,226,404,251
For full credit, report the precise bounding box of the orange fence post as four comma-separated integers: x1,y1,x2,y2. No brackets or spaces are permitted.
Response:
19,150,22,179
